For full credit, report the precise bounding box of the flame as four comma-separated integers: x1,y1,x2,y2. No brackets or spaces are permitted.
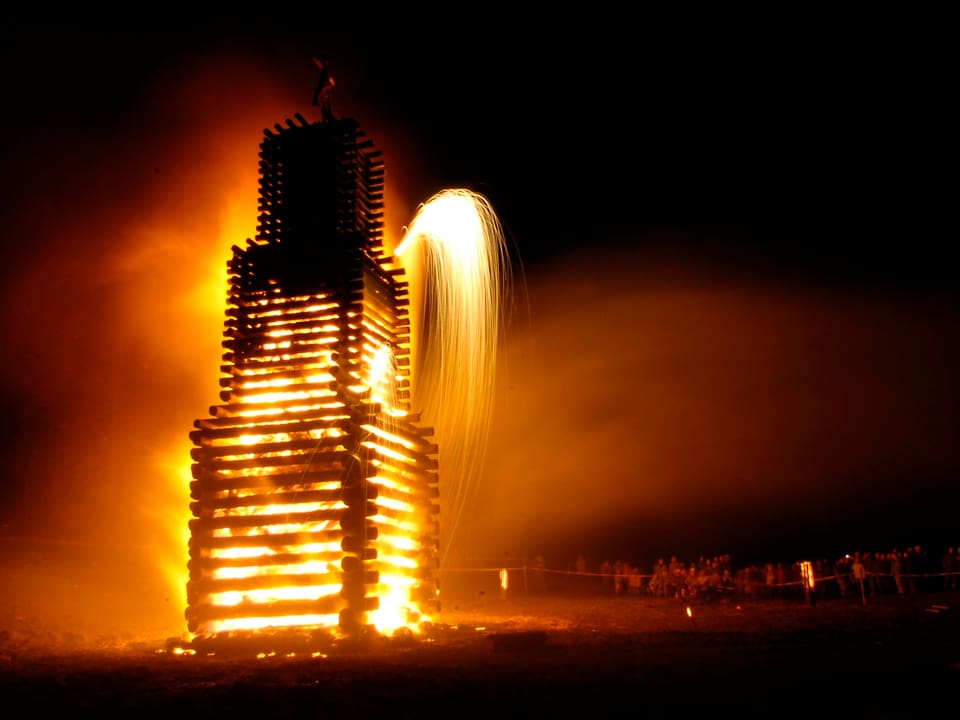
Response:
155,181,259,628
184,176,507,646
188,302,431,639
151,441,194,612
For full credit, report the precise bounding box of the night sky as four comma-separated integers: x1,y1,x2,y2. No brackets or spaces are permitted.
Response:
1,16,956,593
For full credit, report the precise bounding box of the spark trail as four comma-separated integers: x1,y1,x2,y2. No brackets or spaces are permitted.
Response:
395,189,512,566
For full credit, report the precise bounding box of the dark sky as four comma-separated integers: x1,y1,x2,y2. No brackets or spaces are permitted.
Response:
0,17,956,589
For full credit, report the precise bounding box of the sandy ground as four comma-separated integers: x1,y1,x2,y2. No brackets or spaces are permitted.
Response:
3,564,959,717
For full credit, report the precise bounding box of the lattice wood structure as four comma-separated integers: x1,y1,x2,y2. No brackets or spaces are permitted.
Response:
186,113,440,646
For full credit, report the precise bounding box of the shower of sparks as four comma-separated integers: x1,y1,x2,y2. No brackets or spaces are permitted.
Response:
395,189,512,565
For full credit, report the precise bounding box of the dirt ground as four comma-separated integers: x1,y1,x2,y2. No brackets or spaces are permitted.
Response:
2,569,959,717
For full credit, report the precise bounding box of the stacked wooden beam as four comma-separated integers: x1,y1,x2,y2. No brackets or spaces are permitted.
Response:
186,115,439,643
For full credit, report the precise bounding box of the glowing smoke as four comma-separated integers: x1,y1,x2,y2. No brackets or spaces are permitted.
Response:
0,50,323,641
467,242,960,566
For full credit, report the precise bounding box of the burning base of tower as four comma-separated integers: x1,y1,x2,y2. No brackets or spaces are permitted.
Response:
184,104,509,653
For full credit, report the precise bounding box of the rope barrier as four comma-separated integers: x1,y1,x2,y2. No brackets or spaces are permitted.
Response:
438,564,960,591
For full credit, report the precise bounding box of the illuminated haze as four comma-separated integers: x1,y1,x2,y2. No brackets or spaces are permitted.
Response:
464,243,960,567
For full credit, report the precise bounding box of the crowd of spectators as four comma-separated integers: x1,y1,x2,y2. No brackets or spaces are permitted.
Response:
516,544,960,602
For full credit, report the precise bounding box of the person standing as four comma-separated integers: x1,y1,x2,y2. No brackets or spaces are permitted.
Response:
891,549,905,595
851,552,868,605
903,546,917,593
942,547,958,591
312,55,336,120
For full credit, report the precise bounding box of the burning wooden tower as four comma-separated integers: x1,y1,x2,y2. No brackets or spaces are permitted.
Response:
186,109,440,647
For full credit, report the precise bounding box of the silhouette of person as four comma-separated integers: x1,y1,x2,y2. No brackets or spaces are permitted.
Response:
312,56,336,119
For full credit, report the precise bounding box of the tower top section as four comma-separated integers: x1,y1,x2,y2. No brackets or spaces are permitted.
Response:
247,112,385,293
